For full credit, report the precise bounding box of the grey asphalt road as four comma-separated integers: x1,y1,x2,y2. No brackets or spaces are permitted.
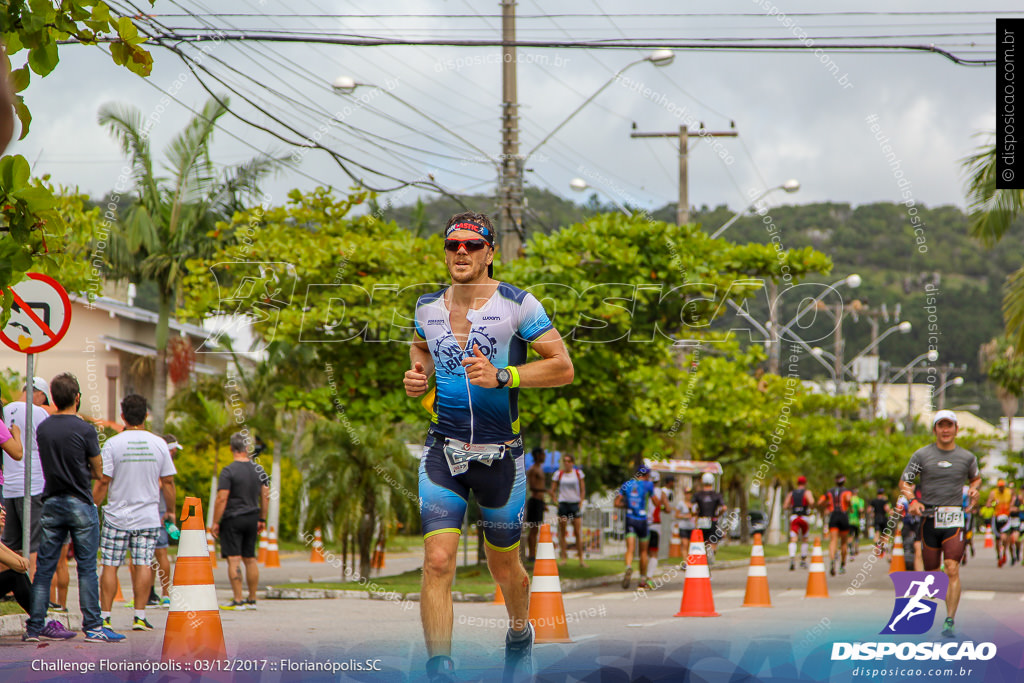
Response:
0,547,1021,682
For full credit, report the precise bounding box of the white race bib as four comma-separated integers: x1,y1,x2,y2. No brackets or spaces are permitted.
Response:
697,517,713,530
442,439,506,476
934,506,964,529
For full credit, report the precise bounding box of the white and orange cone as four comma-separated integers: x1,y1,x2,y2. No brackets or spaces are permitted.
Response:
264,526,281,568
889,532,906,573
206,531,217,569
257,527,268,563
742,533,772,607
669,528,683,559
310,528,326,564
528,524,572,643
162,497,226,663
804,538,829,598
675,529,719,617
983,525,994,549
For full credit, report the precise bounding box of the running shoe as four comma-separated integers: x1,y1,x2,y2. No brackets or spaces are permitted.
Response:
638,578,654,591
425,655,455,683
146,596,161,608
37,620,77,640
220,600,248,611
101,616,112,628
941,618,955,638
22,631,40,642
621,566,633,589
800,558,808,569
245,599,257,610
830,562,836,576
132,617,154,631
789,559,795,571
998,554,1006,568
839,565,846,575
160,596,171,609
503,623,534,683
84,626,126,643
47,601,67,613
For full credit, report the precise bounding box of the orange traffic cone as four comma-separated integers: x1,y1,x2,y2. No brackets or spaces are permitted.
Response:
984,525,994,549
113,578,125,603
264,526,281,568
162,497,226,663
310,528,326,564
742,533,772,607
804,538,829,598
528,524,572,643
889,532,906,573
257,527,268,563
675,529,719,617
669,528,682,559
206,531,217,569
492,583,505,605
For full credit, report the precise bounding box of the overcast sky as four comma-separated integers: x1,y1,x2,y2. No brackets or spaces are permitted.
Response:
8,1,1005,217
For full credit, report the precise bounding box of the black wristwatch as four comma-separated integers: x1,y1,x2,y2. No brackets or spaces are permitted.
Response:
495,367,511,388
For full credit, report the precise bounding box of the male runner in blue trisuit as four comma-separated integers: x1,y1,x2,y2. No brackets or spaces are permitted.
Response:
404,212,573,683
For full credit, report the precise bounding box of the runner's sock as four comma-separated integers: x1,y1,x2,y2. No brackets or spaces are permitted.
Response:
135,610,146,621
507,626,531,642
788,540,796,559
100,611,111,620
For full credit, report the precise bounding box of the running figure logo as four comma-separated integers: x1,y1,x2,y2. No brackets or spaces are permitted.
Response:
881,571,948,635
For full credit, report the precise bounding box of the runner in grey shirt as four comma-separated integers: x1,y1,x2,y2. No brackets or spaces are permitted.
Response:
898,410,981,639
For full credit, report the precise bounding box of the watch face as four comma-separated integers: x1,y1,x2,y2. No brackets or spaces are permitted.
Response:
497,368,511,386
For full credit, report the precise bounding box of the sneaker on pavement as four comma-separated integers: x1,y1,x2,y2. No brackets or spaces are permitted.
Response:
85,626,126,643
425,655,455,683
47,602,67,613
621,566,633,590
132,617,154,631
789,559,795,571
503,623,534,683
146,596,161,608
160,596,171,609
941,617,955,638
245,599,257,610
39,620,77,640
220,600,248,611
22,631,40,642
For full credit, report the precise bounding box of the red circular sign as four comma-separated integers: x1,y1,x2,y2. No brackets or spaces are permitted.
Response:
0,272,73,354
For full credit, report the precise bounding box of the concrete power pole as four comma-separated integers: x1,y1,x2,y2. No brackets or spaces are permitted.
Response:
630,125,737,225
499,0,523,257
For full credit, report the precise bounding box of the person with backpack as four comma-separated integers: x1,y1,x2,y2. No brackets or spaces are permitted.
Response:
818,474,853,575
550,454,586,567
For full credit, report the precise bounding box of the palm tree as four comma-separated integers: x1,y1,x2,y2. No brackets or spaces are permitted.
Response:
99,96,279,431
301,419,418,579
963,137,1024,350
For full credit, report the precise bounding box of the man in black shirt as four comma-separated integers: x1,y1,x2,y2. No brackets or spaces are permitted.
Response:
691,473,727,560
212,432,269,610
869,488,892,557
25,373,124,643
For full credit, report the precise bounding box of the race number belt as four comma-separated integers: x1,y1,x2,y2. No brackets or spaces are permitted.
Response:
442,439,507,476
933,506,964,529
697,516,714,530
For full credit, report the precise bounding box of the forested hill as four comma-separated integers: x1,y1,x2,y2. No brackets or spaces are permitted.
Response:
382,190,1022,421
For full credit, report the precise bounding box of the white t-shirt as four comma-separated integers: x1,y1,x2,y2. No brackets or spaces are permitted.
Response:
2,403,48,498
101,429,176,530
554,467,584,504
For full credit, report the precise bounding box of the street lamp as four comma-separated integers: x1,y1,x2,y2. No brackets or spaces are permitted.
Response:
842,321,912,374
888,350,939,431
527,49,674,160
569,178,631,216
331,75,496,167
711,179,801,238
935,375,964,410
774,273,860,378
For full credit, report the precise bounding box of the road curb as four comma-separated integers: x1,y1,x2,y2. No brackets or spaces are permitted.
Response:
264,555,796,602
0,611,82,636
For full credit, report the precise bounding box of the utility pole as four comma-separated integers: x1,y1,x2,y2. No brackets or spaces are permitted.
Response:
630,124,738,225
935,363,967,410
499,0,523,257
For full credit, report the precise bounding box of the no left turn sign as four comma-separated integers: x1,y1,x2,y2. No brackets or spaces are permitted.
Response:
0,273,72,354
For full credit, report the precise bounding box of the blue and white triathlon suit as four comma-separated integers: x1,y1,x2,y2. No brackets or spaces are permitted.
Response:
414,282,554,551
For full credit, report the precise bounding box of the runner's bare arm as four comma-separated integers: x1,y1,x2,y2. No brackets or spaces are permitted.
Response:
966,476,982,513
463,329,573,388
405,340,435,397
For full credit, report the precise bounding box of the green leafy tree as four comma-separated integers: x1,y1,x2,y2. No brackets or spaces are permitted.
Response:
0,2,155,295
99,96,279,431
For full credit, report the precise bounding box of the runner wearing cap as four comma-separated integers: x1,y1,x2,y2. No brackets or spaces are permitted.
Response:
819,474,853,575
615,467,661,590
691,472,727,562
783,475,815,571
987,478,1015,567
899,409,981,638
404,211,573,683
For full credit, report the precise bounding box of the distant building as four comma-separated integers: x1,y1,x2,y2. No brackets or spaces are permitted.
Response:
0,294,232,424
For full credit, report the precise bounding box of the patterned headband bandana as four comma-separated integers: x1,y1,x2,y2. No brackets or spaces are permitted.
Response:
445,221,494,247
